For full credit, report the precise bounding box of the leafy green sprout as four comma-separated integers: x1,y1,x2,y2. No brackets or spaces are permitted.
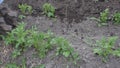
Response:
113,12,120,24
51,37,79,64
34,64,45,68
18,15,26,19
2,22,32,58
5,63,20,68
18,3,33,14
42,3,55,18
93,36,119,62
90,8,109,26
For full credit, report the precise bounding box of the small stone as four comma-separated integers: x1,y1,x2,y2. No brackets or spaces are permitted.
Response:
8,10,18,17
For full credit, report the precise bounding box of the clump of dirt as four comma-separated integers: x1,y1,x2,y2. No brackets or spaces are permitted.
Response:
0,4,18,35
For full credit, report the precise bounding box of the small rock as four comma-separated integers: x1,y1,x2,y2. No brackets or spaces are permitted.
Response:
8,10,18,17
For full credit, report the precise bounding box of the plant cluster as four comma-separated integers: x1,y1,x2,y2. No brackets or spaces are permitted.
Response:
92,8,120,26
42,3,55,18
93,36,120,62
2,22,79,62
18,3,33,14
113,12,120,24
2,22,32,58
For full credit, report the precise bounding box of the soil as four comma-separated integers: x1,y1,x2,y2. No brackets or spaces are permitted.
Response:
1,0,120,68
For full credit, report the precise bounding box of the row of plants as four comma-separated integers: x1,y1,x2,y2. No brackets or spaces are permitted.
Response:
92,8,120,26
18,3,55,19
3,2,120,67
1,22,79,67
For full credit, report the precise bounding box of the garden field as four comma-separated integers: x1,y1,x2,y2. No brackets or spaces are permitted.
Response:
1,0,120,68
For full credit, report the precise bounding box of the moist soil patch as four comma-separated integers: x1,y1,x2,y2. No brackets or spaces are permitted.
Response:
1,0,120,68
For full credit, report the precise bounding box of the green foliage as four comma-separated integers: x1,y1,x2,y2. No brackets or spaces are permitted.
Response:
51,37,79,64
34,64,45,68
21,57,26,68
42,3,55,17
31,30,54,58
91,8,109,26
53,37,73,57
2,22,79,63
112,48,120,57
5,63,20,68
18,3,33,14
99,8,109,23
113,12,120,24
93,36,119,61
18,15,26,19
3,22,32,58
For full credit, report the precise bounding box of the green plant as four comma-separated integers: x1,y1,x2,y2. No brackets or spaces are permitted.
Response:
2,22,79,64
42,3,55,17
91,8,109,26
5,63,20,68
31,30,54,58
93,36,118,62
18,3,33,14
53,37,74,57
113,12,120,24
2,22,32,58
34,64,45,68
18,15,26,19
112,48,120,57
51,37,79,64
99,9,109,23
21,57,26,68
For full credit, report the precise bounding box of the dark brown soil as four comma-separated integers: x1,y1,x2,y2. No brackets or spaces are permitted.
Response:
1,0,120,68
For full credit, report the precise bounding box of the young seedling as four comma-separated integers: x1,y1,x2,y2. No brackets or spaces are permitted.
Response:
93,36,118,62
51,37,79,64
91,8,109,26
5,63,20,68
42,3,55,18
113,12,120,24
18,15,26,19
18,3,33,14
34,64,45,68
3,22,32,58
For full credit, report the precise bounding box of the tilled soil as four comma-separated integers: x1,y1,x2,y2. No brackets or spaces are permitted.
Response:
1,0,120,68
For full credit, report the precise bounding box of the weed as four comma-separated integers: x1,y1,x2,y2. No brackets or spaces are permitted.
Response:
93,36,118,62
113,12,120,24
42,3,55,18
18,3,33,14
